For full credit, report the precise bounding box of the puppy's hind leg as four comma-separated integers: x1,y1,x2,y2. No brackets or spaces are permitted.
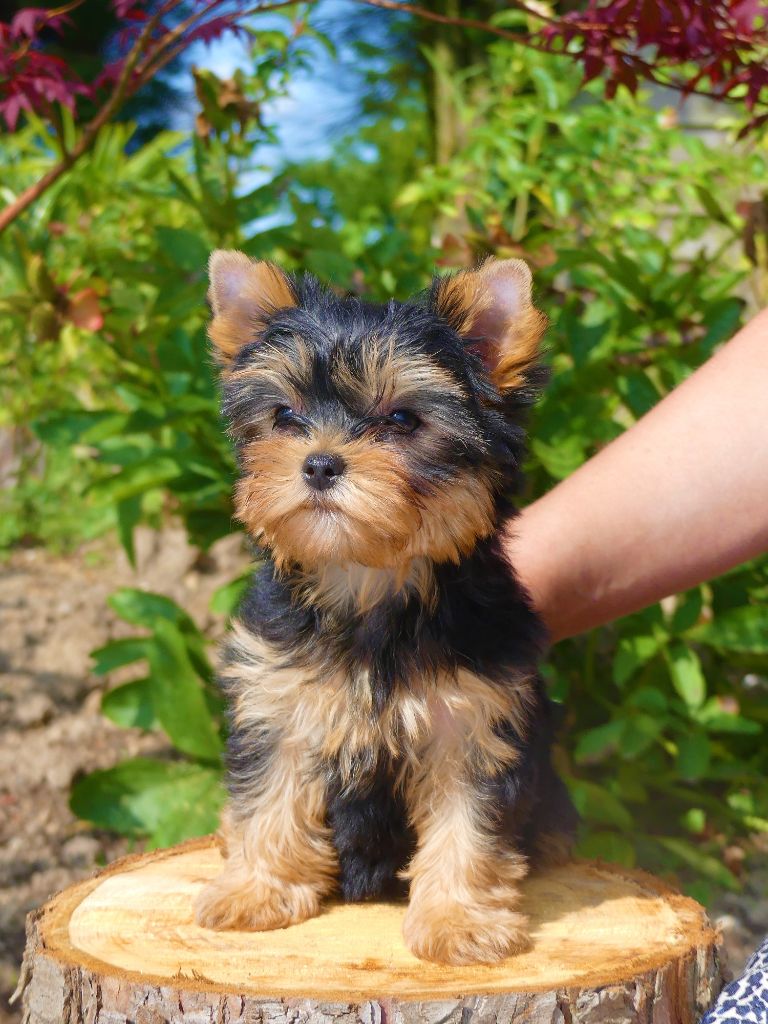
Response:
327,765,415,902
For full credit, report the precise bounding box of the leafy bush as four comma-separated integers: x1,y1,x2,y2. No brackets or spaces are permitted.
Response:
3,21,767,901
71,587,227,846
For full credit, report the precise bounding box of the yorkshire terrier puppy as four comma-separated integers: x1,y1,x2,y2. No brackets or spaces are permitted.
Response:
194,252,578,965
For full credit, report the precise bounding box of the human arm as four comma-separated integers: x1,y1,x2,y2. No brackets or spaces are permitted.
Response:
507,308,768,642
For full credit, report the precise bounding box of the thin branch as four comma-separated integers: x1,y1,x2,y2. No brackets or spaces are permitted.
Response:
0,0,319,235
1,0,765,236
352,0,551,41
133,0,226,80
135,0,306,81
135,0,308,90
238,0,316,18
354,0,768,107
0,1,186,235
47,0,89,15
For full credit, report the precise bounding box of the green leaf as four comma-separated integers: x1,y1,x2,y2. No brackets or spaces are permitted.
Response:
210,572,252,617
566,779,633,830
681,808,706,835
626,687,668,715
614,767,648,803
574,720,625,764
666,643,706,709
530,435,586,479
237,182,278,222
88,455,184,504
304,248,356,284
676,732,711,781
155,227,209,273
621,713,663,757
744,815,768,833
670,590,703,633
612,635,661,687
70,758,224,846
691,606,768,653
146,619,223,761
530,65,560,111
694,185,731,225
32,411,130,446
700,299,743,354
577,831,636,867
108,589,197,632
617,372,660,419
167,167,200,206
396,180,426,207
657,837,739,891
101,679,157,730
565,319,607,368
703,714,762,736
91,637,151,675
695,697,762,735
116,495,141,566
185,508,235,550
685,879,715,907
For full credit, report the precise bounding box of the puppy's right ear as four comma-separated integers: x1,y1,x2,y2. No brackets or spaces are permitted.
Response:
207,250,297,365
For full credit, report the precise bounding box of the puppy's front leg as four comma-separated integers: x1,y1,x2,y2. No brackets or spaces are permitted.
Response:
402,701,529,964
195,738,337,931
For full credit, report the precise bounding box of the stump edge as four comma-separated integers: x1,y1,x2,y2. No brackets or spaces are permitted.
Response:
13,837,727,1024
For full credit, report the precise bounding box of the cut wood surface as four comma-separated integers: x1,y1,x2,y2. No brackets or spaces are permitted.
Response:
16,836,723,1024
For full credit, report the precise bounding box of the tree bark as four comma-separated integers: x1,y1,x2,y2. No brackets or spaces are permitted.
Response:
14,836,724,1024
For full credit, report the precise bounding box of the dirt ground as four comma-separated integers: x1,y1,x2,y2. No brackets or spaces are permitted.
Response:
1,531,766,1023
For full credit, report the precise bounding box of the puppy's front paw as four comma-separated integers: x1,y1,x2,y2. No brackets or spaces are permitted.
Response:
194,873,321,931
402,901,530,965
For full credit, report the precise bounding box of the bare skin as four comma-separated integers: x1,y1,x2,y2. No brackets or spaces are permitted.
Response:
507,308,768,642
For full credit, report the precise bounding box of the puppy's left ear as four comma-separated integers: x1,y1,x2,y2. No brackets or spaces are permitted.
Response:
207,250,297,365
431,258,546,391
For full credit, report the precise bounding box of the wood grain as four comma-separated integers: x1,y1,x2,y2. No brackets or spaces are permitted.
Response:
15,836,724,1024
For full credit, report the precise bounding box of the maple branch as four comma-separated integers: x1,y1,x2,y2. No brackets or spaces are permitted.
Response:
135,0,303,84
354,0,768,46
239,0,313,13
0,0,298,235
48,0,89,15
133,0,226,81
353,0,768,107
2,0,766,237
0,2,179,234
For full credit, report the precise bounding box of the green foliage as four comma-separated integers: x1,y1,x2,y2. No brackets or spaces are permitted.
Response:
72,588,226,847
71,757,224,848
553,578,768,900
0,121,238,553
4,14,767,898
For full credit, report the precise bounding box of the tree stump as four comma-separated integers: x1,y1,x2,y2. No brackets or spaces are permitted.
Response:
14,836,723,1024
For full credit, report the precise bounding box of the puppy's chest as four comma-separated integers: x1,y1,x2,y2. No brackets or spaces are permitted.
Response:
227,622,528,783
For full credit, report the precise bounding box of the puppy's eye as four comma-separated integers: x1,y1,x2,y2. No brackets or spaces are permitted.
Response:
273,405,296,427
386,409,420,433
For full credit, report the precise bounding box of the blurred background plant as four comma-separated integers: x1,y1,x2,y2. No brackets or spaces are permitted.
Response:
2,0,768,907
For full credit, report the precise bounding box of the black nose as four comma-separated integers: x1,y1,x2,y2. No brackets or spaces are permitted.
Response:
302,452,346,492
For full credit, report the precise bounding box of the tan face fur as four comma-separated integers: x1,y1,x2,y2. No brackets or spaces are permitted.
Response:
208,252,545,573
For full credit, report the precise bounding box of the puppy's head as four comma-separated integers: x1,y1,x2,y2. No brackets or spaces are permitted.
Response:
208,252,546,570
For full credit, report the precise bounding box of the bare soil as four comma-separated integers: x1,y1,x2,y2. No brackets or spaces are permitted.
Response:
0,531,766,1023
